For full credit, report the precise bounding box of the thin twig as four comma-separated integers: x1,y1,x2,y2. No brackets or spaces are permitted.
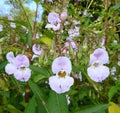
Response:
104,0,109,46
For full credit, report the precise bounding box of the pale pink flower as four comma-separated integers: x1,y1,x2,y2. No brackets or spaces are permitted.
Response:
74,72,82,81
45,23,61,31
110,67,116,75
45,12,61,31
49,56,74,94
52,56,72,74
5,52,31,82
65,38,78,51
5,52,16,75
32,44,43,55
83,10,88,16
68,26,80,38
89,48,109,65
87,63,110,82
49,74,74,94
32,44,43,60
48,12,61,24
60,11,67,21
87,48,110,82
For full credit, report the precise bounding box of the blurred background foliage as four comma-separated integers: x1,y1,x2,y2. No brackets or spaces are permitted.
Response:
0,0,120,113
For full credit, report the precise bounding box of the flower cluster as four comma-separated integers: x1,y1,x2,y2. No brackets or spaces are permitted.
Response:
45,11,67,31
5,52,31,82
87,48,110,82
49,56,74,94
8,16,16,28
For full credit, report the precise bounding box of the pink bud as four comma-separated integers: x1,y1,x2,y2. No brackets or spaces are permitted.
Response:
60,12,67,21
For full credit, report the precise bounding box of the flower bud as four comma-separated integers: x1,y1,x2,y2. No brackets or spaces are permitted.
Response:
60,12,67,21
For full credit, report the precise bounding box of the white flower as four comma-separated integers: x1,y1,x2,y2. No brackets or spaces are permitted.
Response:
8,16,13,20
10,23,16,28
74,72,82,81
68,26,80,38
49,74,74,94
60,11,67,21
48,12,61,24
49,56,74,94
83,10,88,16
117,61,120,66
113,40,118,44
87,63,110,82
73,20,80,25
8,16,16,28
5,52,16,75
5,52,31,82
65,38,78,51
87,48,110,82
64,21,70,26
52,56,72,74
35,33,39,39
66,95,70,105
32,44,43,56
45,23,61,31
45,12,62,31
89,48,109,65
100,36,106,46
110,67,116,75
32,44,43,60
0,24,3,32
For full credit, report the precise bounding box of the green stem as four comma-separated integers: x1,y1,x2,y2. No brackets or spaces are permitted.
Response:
87,0,94,9
17,0,32,30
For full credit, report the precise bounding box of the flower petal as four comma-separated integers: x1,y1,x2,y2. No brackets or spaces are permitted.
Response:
5,63,16,75
14,55,30,68
49,75,74,94
32,44,43,55
60,12,67,21
87,65,110,82
89,48,109,65
52,56,72,74
52,23,61,31
48,12,61,24
14,68,31,82
6,52,15,63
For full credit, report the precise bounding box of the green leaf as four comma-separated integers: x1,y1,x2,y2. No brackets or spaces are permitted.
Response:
24,96,36,113
0,78,9,91
33,74,47,83
26,31,32,47
108,102,120,113
74,104,109,113
39,37,52,48
30,65,49,76
28,80,49,113
109,2,120,12
0,61,7,70
0,19,30,28
108,86,119,102
34,0,41,4
5,104,23,113
47,91,69,113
